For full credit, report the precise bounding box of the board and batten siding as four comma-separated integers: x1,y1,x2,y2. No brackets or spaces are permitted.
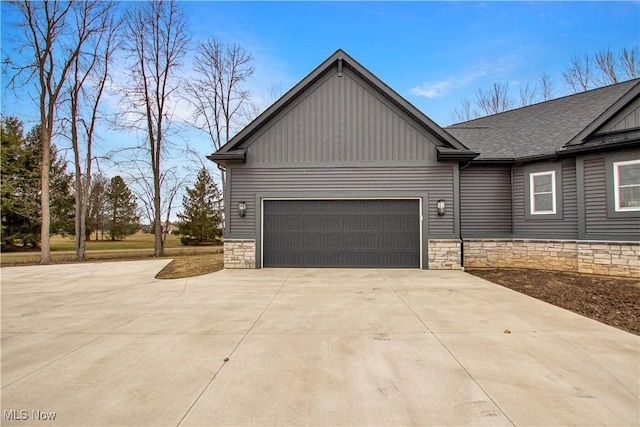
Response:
598,96,640,133
243,67,440,165
512,159,578,239
460,165,512,237
582,153,640,238
229,166,455,238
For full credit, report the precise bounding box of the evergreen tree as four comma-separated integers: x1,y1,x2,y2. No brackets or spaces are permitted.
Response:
1,117,37,249
177,168,222,245
1,119,74,250
86,173,109,240
105,176,140,240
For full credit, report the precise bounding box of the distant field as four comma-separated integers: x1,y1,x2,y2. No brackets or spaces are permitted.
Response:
1,233,222,266
50,232,184,251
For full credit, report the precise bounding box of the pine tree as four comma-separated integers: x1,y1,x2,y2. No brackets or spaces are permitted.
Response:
86,173,109,240
1,119,74,250
105,176,140,240
177,168,222,245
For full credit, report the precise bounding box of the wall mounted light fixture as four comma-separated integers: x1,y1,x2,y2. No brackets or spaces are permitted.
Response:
238,201,247,217
437,199,446,216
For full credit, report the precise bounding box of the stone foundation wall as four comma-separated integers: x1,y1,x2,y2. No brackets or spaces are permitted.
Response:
223,240,256,269
464,239,639,278
428,239,461,270
577,242,640,277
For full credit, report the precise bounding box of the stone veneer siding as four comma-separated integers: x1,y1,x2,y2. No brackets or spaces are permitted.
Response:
463,239,639,278
224,240,256,269
428,239,462,270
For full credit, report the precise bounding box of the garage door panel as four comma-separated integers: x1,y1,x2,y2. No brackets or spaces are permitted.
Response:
263,200,420,268
264,248,420,268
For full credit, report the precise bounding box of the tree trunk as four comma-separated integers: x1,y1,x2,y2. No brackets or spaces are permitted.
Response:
78,177,89,260
71,103,86,261
153,175,163,257
74,174,85,261
40,124,51,264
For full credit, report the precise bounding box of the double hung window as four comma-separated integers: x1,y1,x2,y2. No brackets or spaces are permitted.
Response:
530,171,556,215
613,160,640,212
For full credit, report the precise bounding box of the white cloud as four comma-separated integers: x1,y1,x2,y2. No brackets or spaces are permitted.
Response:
410,80,454,98
410,56,519,98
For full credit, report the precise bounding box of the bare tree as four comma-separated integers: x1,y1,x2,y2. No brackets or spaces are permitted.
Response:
67,1,119,261
518,82,537,107
159,169,186,246
563,48,640,93
594,48,618,86
620,47,639,80
184,38,255,190
265,82,284,106
449,98,479,124
563,54,593,92
474,82,512,115
538,72,555,101
120,0,190,257
6,1,90,264
125,161,185,245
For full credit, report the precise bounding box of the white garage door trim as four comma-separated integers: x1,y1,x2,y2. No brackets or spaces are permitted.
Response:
260,197,424,269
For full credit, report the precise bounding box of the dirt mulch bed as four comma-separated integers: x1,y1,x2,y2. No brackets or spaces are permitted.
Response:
467,268,640,336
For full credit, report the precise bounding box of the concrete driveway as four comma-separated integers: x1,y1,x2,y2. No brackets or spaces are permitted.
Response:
1,261,638,426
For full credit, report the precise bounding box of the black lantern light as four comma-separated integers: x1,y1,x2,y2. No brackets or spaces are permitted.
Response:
437,199,446,216
238,201,247,217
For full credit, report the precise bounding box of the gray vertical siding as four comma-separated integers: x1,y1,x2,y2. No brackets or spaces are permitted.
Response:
228,166,455,238
598,97,640,133
583,153,640,238
460,165,512,237
244,68,439,165
513,159,578,239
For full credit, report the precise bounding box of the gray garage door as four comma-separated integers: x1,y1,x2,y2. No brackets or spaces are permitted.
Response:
263,199,420,268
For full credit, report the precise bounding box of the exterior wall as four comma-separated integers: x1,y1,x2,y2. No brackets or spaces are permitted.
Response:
598,96,640,133
577,242,640,277
223,240,256,269
464,239,577,271
512,158,578,239
243,67,441,165
464,239,639,278
579,148,640,240
228,166,456,239
428,240,461,269
223,58,464,270
460,164,512,237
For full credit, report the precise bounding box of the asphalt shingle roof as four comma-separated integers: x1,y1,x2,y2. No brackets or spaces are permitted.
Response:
446,79,640,160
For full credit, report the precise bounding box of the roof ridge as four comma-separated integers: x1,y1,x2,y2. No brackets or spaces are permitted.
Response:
447,77,640,127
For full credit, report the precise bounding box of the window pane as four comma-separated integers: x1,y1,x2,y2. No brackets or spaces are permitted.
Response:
620,186,640,208
534,193,552,212
533,174,552,193
618,163,640,187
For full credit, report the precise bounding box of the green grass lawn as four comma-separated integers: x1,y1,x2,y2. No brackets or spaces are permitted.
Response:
1,233,222,266
50,232,184,251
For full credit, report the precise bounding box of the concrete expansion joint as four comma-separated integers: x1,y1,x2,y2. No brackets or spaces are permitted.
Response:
176,269,294,427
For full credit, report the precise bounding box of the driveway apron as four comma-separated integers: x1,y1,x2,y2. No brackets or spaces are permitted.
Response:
1,262,638,426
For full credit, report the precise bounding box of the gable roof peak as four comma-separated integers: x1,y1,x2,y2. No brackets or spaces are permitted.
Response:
209,49,477,165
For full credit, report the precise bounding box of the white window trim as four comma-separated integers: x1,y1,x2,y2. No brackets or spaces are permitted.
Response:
530,171,556,215
613,159,640,212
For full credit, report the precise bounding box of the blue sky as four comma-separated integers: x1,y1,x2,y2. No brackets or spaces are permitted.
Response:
3,1,639,128
184,1,639,125
1,1,639,216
